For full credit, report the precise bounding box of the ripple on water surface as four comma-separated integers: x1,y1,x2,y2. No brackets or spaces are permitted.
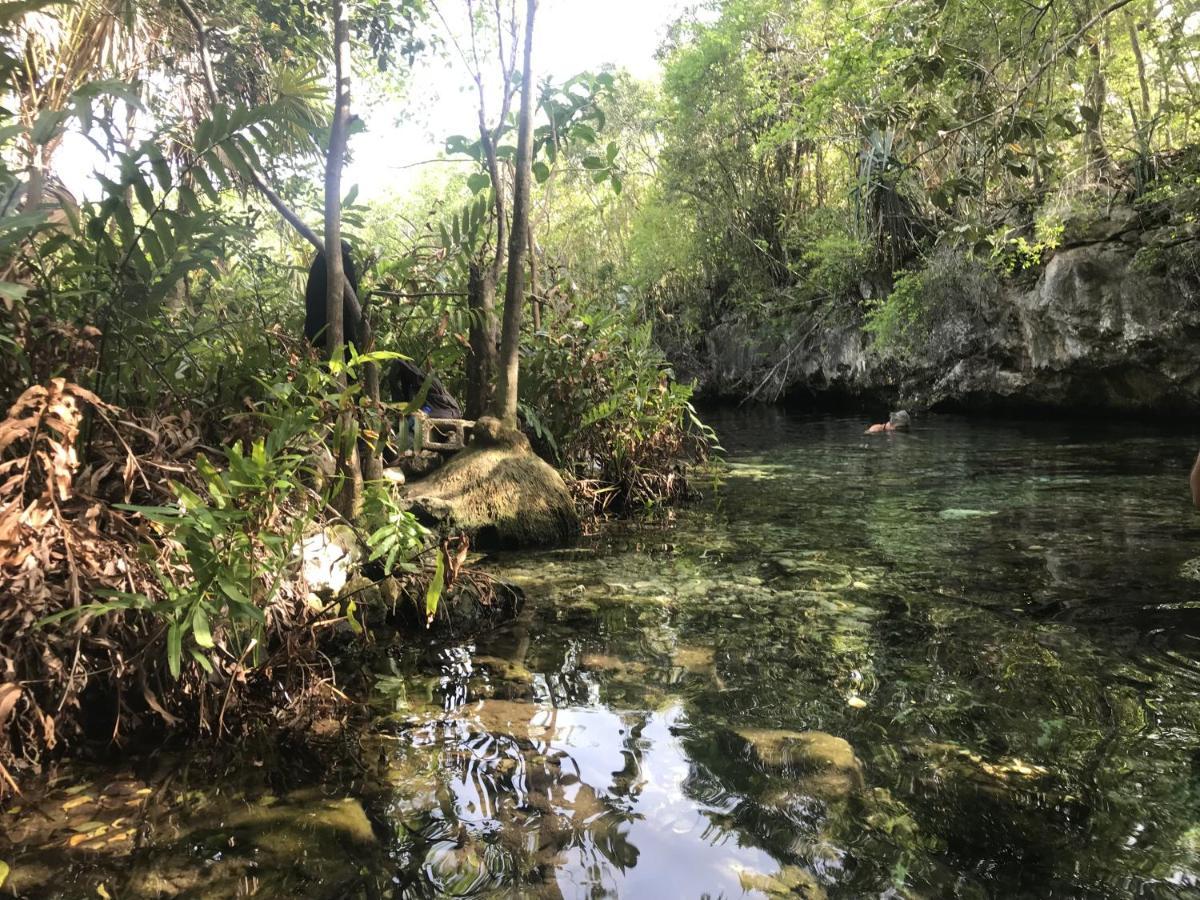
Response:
7,412,1200,898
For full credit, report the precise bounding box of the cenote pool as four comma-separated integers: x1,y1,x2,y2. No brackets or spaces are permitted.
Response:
7,410,1200,898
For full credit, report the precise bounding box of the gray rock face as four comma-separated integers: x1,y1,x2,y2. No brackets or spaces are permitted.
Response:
674,217,1200,412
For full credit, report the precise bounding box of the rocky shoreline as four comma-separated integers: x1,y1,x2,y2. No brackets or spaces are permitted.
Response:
668,208,1200,414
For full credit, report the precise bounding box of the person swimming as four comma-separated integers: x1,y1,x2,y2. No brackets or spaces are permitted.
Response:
866,410,911,434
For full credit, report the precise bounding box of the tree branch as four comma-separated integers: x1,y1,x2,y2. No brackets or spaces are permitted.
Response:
915,0,1136,160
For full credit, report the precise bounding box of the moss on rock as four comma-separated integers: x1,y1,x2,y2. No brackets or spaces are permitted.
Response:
401,419,580,549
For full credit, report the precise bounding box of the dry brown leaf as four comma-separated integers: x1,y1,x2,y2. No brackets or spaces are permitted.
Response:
0,683,20,728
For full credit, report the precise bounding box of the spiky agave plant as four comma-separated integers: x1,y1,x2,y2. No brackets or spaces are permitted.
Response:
852,128,925,267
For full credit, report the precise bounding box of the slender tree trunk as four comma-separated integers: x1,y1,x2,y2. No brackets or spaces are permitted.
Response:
1082,28,1113,179
176,0,366,332
1125,10,1151,120
466,260,498,419
325,0,360,515
494,0,537,428
528,223,541,332
470,81,507,419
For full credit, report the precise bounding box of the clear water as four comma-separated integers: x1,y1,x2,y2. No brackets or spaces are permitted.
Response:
8,410,1200,898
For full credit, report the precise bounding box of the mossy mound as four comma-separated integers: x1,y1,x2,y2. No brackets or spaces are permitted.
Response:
401,419,580,549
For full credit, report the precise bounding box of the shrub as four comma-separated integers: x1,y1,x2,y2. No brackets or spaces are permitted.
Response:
0,356,430,782
864,269,925,355
865,249,999,357
519,300,717,514
799,232,872,307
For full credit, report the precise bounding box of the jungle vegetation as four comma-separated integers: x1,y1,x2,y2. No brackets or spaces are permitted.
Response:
1,0,1199,792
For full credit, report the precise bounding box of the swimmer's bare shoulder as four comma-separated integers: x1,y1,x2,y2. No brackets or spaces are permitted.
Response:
865,410,910,434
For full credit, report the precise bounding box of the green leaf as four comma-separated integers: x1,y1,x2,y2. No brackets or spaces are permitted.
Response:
178,185,204,216
217,575,249,606
424,550,445,628
188,647,214,674
192,167,219,202
210,103,229,142
572,123,597,144
220,141,249,180
0,282,28,303
606,141,618,164
149,150,172,192
445,134,482,159
111,202,136,244
166,621,182,679
233,134,266,177
31,108,66,146
344,599,362,634
141,228,166,269
152,218,177,262
203,149,230,186
1052,112,1080,135
610,173,623,194
467,172,491,194
0,209,49,238
193,117,213,153
581,155,606,170
132,173,156,215
192,607,213,648
0,859,8,888
532,161,550,184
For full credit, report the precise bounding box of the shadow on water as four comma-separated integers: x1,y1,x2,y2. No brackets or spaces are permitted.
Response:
8,410,1200,898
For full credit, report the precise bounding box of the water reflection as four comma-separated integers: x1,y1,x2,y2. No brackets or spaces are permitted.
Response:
375,412,1200,897
8,412,1200,898
384,697,793,898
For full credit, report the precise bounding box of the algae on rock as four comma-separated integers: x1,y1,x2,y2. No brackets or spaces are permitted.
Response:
401,417,580,549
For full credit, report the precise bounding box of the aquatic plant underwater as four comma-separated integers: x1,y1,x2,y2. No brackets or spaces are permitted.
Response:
6,411,1200,898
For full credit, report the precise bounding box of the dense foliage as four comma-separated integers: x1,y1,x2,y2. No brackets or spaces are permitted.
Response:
605,0,1200,365
4,0,1199,796
0,0,712,781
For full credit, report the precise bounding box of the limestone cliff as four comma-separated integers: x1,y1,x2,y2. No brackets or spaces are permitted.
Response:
670,209,1200,413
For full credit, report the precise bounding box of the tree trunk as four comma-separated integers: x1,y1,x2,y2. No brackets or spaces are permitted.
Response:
325,0,361,515
176,0,367,339
25,153,45,214
466,260,498,419
528,222,541,332
1125,9,1151,121
494,0,538,429
1083,31,1113,179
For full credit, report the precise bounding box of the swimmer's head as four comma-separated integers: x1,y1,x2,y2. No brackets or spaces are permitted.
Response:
889,410,911,429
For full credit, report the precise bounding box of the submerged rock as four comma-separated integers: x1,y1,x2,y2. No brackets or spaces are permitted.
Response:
735,864,828,899
402,420,580,549
1180,556,1200,582
220,790,377,850
388,577,524,635
731,728,865,799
